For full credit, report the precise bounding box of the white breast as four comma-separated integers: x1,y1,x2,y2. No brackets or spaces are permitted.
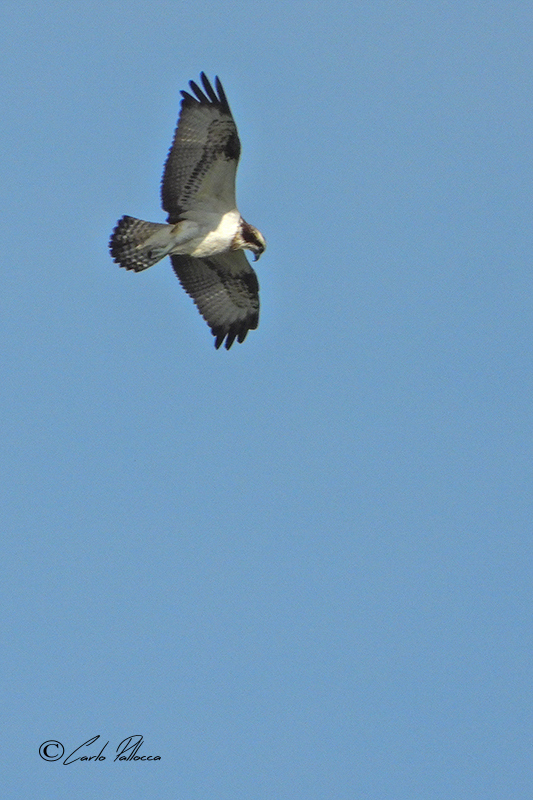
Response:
187,208,241,258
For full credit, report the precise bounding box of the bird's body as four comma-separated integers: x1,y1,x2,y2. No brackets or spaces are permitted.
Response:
109,73,265,349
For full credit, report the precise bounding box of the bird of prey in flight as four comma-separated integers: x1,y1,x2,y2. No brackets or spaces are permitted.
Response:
109,73,266,349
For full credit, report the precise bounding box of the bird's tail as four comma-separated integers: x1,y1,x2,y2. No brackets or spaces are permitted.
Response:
109,215,176,272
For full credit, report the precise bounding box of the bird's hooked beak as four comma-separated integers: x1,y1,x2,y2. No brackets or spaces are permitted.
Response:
253,242,266,261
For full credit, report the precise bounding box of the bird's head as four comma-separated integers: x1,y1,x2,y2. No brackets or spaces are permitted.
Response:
237,220,266,261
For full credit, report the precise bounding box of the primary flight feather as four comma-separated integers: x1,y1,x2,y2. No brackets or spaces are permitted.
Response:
109,73,266,349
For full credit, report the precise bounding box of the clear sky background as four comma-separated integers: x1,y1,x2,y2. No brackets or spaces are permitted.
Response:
2,1,532,798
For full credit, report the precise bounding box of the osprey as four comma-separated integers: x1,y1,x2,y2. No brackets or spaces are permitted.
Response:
109,73,266,349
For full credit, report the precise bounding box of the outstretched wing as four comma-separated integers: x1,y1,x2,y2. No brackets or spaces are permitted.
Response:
162,73,241,223
170,250,259,349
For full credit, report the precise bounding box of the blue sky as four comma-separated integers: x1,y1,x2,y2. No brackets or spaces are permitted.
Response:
2,1,532,797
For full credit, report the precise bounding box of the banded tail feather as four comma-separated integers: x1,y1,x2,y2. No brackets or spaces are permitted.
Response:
109,215,175,272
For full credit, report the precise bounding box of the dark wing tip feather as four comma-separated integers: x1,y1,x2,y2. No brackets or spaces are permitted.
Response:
213,321,254,350
181,73,231,115
214,77,229,110
200,72,219,104
212,310,259,349
188,78,206,102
